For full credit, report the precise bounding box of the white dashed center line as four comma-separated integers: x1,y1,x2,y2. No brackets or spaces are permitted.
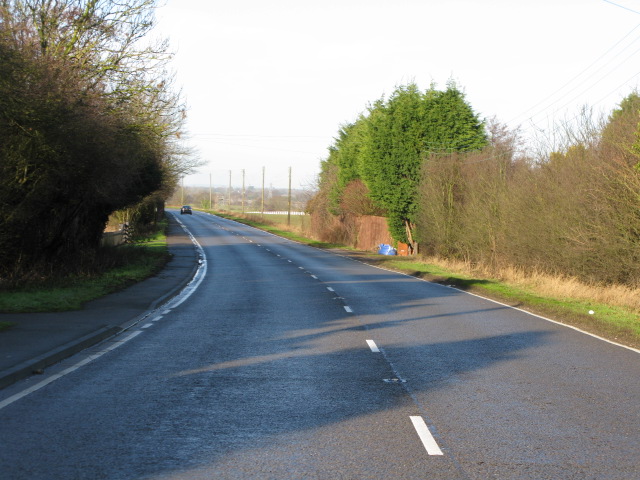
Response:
410,416,443,456
366,340,380,352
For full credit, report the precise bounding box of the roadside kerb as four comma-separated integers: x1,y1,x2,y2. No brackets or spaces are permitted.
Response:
0,326,122,390
0,212,200,390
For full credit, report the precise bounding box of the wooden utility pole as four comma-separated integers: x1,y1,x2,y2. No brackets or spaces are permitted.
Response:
287,166,292,226
261,166,265,217
242,169,246,214
227,170,231,210
209,173,212,210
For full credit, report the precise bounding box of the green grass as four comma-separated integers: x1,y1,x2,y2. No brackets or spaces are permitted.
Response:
0,229,170,314
209,210,640,349
212,211,346,249
375,257,640,349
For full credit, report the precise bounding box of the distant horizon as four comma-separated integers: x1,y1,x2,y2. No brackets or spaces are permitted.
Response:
176,183,314,191
157,0,640,193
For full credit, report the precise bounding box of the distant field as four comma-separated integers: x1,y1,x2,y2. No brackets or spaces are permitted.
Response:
182,206,311,232
248,213,309,229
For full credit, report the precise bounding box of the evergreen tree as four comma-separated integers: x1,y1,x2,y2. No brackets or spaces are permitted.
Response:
361,83,487,249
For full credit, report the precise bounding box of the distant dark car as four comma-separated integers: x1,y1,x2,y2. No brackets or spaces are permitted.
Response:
180,205,192,215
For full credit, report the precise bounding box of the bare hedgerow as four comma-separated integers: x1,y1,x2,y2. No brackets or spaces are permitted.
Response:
0,1,199,283
416,104,640,287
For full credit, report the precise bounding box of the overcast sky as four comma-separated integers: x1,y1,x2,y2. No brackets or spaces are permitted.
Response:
155,0,640,189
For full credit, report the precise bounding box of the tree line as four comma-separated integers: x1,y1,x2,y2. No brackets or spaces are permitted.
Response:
309,83,640,287
309,82,486,253
0,0,198,283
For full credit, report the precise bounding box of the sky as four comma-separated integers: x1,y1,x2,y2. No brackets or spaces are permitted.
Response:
154,0,640,189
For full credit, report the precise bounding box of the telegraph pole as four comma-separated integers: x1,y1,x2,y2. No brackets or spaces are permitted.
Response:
287,166,292,226
227,170,231,210
242,169,246,214
261,166,265,217
209,172,212,210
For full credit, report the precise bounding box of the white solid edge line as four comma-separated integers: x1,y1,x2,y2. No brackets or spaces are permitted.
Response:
410,416,444,456
206,211,639,355
461,289,640,354
347,258,640,355
366,340,380,353
1,215,207,410
165,216,208,310
0,331,143,411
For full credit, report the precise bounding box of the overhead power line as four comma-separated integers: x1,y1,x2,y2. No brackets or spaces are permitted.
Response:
602,0,640,16
508,21,640,127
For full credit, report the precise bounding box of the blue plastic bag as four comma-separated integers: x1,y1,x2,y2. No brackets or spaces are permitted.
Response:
378,244,397,255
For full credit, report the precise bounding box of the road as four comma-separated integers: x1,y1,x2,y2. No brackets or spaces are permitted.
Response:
0,210,638,479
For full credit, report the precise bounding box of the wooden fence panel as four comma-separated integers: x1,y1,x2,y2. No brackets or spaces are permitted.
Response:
355,216,393,251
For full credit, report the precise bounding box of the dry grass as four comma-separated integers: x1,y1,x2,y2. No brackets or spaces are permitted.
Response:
421,255,640,313
221,212,313,237
207,210,640,346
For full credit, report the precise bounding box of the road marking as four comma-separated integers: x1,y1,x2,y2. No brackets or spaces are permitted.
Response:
383,378,407,383
166,215,207,311
366,340,380,352
410,416,443,456
299,267,304,270
141,323,154,329
344,306,353,313
311,275,318,279
287,260,292,263
0,331,143,411
327,287,334,292
352,250,640,355
152,315,163,322
0,215,208,411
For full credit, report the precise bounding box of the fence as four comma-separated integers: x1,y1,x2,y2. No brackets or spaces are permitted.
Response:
355,216,394,251
100,224,130,247
245,211,307,215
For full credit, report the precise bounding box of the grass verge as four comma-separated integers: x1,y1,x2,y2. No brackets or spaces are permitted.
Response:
371,257,640,349
211,210,640,350
213,211,346,249
0,226,170,314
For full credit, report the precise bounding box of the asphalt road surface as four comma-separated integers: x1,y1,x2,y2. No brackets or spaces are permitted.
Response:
1,210,638,479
